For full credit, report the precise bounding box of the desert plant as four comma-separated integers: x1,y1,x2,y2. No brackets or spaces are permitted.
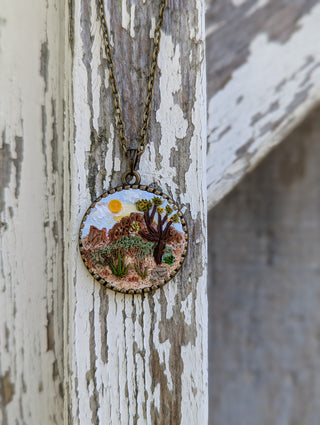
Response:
135,196,181,264
134,263,148,279
109,249,129,278
131,221,141,232
162,253,175,266
89,246,110,266
106,235,154,260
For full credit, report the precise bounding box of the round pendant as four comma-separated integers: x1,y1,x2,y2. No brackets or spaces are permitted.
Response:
79,185,188,294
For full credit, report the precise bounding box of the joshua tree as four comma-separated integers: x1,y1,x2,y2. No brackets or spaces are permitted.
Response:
135,197,180,264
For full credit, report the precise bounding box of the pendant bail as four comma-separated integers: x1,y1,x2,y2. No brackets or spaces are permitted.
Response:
122,148,141,185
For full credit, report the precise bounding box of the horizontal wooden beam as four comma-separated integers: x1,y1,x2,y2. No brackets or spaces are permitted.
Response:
206,0,320,210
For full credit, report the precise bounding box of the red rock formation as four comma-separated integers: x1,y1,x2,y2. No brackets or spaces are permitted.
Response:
82,225,108,250
129,212,144,223
167,227,184,245
108,212,146,242
108,216,132,242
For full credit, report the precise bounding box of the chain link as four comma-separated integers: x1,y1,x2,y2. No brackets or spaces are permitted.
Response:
97,0,167,161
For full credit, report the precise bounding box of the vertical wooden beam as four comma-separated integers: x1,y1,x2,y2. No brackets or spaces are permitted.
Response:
66,0,207,423
0,0,65,423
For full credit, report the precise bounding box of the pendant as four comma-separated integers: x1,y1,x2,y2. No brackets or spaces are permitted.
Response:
79,184,188,294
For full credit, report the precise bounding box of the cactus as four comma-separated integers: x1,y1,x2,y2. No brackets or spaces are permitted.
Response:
109,249,129,278
162,253,175,266
134,263,148,279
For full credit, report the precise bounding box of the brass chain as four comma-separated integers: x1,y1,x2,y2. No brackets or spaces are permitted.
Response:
97,0,167,163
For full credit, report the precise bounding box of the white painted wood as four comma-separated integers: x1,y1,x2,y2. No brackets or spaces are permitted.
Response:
0,0,64,424
206,0,320,210
1,0,207,423
65,1,207,424
6,0,319,421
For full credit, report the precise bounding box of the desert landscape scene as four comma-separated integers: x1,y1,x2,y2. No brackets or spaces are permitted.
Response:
80,189,187,291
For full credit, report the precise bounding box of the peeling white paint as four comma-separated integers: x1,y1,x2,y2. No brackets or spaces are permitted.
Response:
2,0,207,423
149,17,156,38
146,34,188,194
130,4,136,38
121,0,136,38
207,2,320,209
0,0,65,424
69,2,208,425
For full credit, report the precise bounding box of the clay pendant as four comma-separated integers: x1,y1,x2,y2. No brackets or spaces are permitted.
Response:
79,185,188,294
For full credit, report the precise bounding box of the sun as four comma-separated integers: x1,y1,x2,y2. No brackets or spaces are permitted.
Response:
109,199,122,213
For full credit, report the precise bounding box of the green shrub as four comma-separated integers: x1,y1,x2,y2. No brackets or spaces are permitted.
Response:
106,235,154,260
162,253,175,266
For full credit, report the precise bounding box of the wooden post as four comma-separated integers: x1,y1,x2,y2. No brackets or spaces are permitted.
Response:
0,0,207,423
0,0,65,423
65,1,207,423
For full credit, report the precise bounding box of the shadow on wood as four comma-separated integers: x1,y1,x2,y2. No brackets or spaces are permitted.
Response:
208,106,320,425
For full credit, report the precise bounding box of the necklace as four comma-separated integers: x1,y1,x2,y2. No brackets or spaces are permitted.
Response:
79,0,188,294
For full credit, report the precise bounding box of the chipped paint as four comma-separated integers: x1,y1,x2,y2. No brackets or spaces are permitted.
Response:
13,136,23,199
0,132,11,214
0,371,15,406
0,132,24,212
207,2,320,209
46,312,54,352
40,40,49,92
0,0,65,423
2,0,206,423
69,0,207,423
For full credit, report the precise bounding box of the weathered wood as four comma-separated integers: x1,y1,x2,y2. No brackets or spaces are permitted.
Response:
0,0,64,424
206,0,320,209
0,1,207,424
208,106,320,424
65,1,207,424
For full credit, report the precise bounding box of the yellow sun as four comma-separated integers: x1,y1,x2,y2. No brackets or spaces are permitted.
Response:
109,199,122,213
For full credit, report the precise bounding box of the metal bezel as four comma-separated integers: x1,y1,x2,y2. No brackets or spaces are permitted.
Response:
79,184,188,294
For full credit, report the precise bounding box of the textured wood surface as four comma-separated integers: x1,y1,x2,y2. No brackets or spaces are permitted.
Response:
66,1,207,424
206,0,320,209
208,107,320,425
4,0,318,422
1,0,207,424
0,0,65,423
